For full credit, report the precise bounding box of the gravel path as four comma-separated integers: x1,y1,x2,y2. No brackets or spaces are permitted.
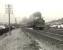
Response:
0,28,32,50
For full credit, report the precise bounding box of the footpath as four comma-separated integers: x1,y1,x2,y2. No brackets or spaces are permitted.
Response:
0,28,40,50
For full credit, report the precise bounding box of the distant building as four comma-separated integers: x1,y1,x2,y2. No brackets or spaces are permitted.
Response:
50,24,63,28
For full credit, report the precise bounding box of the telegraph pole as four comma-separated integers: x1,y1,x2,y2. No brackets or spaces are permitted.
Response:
6,4,12,35
15,17,17,24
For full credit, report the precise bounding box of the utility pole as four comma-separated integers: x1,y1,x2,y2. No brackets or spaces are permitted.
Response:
15,17,17,24
15,17,18,28
6,4,12,35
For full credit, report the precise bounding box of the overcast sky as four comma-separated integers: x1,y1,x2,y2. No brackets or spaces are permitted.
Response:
0,0,63,23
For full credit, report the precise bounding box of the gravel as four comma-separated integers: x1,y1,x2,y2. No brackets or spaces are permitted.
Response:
0,28,38,50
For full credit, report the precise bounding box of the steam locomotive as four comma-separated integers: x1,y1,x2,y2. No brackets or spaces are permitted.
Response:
25,12,45,30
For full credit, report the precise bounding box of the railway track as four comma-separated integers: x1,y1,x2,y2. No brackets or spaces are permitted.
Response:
37,30,63,41
47,28,63,35
22,27,63,41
